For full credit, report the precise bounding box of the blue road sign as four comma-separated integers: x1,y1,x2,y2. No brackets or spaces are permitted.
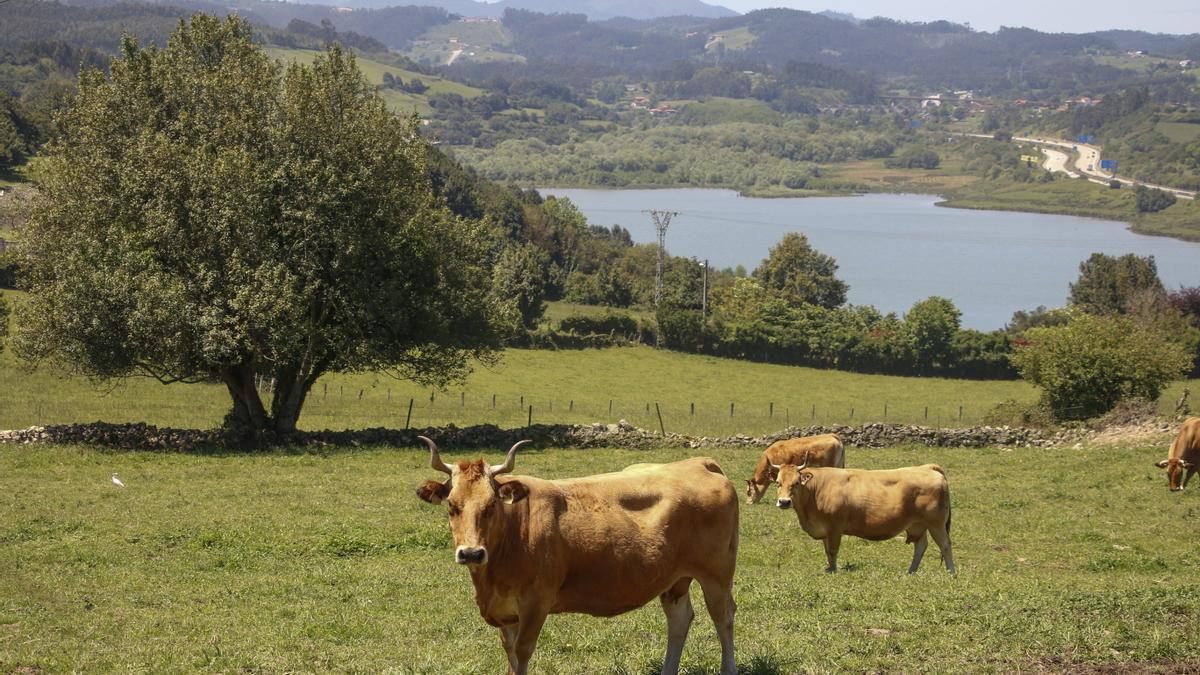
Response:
1078,134,1096,144
1100,159,1118,170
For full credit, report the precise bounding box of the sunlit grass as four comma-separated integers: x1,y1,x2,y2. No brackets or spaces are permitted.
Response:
1,443,1197,672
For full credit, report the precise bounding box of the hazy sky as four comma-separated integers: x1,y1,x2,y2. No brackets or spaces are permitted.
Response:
718,1,1200,34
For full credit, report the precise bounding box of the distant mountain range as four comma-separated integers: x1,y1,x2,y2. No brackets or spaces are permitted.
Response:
299,0,738,20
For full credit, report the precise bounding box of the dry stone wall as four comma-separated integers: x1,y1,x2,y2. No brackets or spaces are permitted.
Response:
0,420,1089,452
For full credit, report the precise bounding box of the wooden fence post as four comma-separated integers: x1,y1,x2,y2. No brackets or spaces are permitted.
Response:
528,405,533,427
655,403,665,436
405,398,413,430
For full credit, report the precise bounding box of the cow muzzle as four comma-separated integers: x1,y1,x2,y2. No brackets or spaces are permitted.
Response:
455,546,488,565
776,498,792,509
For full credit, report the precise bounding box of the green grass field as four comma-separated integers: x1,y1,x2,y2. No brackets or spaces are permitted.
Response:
1156,121,1200,144
943,175,1200,241
3,290,1197,435
2,442,1198,673
264,47,483,116
406,20,523,66
707,26,756,52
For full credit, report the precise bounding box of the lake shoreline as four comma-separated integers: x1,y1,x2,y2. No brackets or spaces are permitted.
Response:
540,188,1200,331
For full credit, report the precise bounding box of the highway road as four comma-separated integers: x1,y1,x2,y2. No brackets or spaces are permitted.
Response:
966,133,1196,200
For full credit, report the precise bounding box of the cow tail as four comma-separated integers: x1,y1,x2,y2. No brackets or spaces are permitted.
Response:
946,504,952,536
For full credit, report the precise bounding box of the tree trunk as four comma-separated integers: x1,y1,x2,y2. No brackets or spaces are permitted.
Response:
220,363,269,433
269,365,315,434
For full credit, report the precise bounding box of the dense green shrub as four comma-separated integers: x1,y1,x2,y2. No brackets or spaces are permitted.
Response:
557,313,640,339
1011,312,1190,419
1134,185,1176,213
884,147,940,169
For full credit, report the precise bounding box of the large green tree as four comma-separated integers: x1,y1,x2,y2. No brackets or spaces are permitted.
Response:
1068,252,1165,315
753,232,847,309
905,296,960,373
15,16,504,434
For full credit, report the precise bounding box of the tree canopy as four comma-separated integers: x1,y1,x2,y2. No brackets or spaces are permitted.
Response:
752,232,847,309
14,15,505,434
1067,252,1165,315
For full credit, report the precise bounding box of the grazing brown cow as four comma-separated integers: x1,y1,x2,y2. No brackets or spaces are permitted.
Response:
1157,417,1200,491
745,434,844,504
773,454,955,574
414,436,739,675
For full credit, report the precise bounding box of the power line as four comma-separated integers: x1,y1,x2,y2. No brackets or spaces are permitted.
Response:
643,209,678,307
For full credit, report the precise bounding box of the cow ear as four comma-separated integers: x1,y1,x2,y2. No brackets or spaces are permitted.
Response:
417,480,450,505
1184,461,1197,470
799,472,814,486
1156,459,1170,468
497,480,529,505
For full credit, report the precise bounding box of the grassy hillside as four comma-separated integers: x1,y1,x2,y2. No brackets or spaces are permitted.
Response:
407,19,523,66
264,47,483,116
5,289,1198,435
2,443,1198,672
706,26,756,52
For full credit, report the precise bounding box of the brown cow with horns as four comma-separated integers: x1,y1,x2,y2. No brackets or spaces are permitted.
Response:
1157,416,1200,491
414,436,740,675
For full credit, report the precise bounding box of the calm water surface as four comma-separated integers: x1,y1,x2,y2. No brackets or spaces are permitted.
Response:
540,188,1200,330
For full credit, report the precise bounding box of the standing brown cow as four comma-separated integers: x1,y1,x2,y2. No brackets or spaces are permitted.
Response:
773,454,955,574
1158,417,1200,491
745,434,844,504
414,436,739,675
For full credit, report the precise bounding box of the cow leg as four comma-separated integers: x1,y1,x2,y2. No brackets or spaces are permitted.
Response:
1184,467,1197,489
929,524,956,575
511,608,549,675
659,577,694,675
908,532,929,574
698,576,737,675
823,534,841,573
499,624,519,674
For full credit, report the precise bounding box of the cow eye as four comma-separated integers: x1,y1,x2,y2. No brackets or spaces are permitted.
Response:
447,502,461,517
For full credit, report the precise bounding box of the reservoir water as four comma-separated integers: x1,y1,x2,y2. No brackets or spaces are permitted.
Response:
539,188,1200,330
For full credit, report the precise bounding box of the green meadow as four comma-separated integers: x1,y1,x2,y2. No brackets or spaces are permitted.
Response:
2,443,1197,673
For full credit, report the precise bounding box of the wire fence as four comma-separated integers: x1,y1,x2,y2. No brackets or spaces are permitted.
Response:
296,384,999,437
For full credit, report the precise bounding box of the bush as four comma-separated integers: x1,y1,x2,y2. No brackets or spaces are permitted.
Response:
1011,312,1190,420
884,148,940,169
1109,179,1121,189
1134,185,1176,213
655,306,705,352
557,313,640,339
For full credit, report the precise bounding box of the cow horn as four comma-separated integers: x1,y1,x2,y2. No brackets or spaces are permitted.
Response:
797,451,810,471
418,435,454,475
490,440,532,476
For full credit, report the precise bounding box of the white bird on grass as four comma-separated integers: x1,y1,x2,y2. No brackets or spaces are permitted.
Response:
111,474,125,488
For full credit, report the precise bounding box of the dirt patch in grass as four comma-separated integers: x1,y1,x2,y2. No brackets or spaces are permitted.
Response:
1031,657,1200,673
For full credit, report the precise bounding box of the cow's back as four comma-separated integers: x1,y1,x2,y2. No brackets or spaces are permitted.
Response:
765,434,844,468
538,457,738,616
1173,417,1200,463
800,465,948,540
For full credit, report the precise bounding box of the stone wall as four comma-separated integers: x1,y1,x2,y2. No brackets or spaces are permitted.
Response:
0,419,1089,453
